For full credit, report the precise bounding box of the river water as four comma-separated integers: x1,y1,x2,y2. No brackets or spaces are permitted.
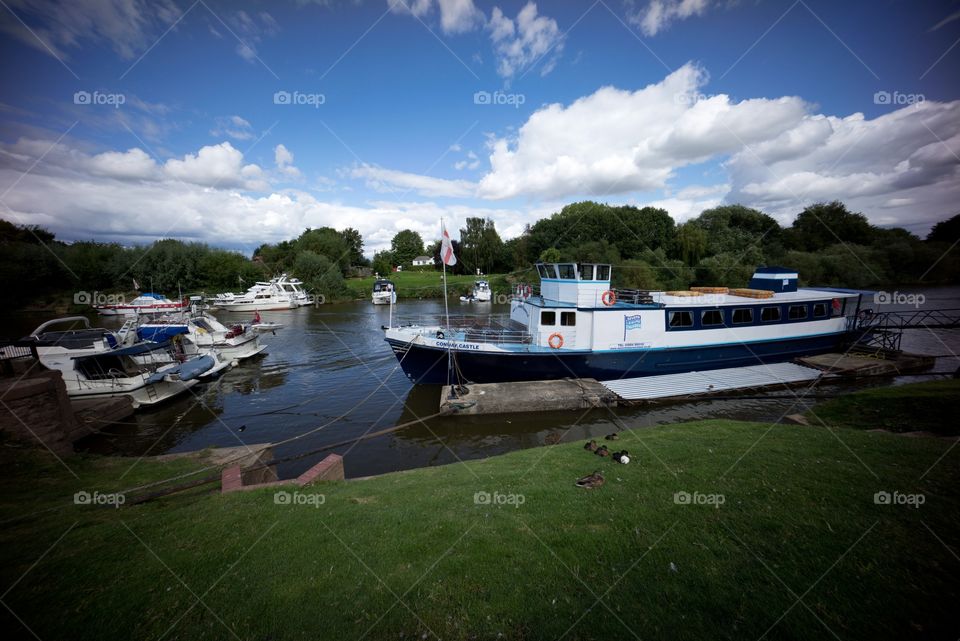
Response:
4,286,959,479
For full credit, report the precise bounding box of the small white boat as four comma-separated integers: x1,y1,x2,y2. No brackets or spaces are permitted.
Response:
372,278,397,305
460,280,492,303
137,313,267,363
209,274,308,311
95,293,188,317
473,279,492,302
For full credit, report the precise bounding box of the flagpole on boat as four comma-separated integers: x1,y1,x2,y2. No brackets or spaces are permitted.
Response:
440,218,455,394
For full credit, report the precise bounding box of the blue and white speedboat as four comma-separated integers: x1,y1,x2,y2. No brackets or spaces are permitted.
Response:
384,264,863,385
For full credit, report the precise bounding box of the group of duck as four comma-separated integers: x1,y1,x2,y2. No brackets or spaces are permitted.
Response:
575,433,631,489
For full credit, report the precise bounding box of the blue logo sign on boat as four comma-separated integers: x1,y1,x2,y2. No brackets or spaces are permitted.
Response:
624,314,642,340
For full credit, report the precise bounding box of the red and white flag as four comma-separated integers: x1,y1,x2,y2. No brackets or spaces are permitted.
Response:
440,224,457,266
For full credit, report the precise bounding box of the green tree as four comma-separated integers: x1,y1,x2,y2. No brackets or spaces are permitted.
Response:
786,201,874,251
293,251,347,300
339,227,366,266
675,222,708,263
459,217,504,274
391,230,424,265
539,247,561,263
296,227,351,274
686,205,782,259
372,250,394,277
928,214,960,244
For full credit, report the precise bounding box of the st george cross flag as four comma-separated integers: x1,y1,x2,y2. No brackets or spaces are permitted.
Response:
440,224,457,267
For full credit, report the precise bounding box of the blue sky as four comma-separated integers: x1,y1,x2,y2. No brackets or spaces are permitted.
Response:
1,0,958,255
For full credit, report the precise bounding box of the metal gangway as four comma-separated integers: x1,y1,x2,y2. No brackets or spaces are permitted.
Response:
851,308,960,351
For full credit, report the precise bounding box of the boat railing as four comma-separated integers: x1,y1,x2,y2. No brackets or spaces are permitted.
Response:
613,288,656,305
392,313,533,345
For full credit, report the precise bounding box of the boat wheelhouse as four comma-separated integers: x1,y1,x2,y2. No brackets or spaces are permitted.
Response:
372,278,397,305
384,263,863,385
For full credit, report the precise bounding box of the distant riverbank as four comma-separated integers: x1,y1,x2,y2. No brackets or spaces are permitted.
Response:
344,271,512,301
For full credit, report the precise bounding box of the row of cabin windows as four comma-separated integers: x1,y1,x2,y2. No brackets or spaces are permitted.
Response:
536,263,612,281
540,311,577,327
667,302,830,329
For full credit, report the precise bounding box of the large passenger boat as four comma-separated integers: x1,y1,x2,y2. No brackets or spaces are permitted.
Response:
384,264,863,385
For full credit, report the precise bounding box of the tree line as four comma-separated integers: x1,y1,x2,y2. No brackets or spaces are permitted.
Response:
1,201,957,309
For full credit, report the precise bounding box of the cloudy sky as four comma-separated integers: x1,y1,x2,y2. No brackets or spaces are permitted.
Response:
0,0,958,255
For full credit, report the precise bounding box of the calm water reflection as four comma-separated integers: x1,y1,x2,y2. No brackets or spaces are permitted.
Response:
3,286,958,479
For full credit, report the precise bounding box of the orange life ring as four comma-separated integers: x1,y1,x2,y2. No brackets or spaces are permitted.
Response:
524,285,532,298
548,332,564,349
601,290,617,306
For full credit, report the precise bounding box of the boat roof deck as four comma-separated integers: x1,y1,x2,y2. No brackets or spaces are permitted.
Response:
653,288,860,307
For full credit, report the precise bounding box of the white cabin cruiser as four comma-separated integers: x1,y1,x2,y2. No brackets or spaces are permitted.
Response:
209,274,307,311
385,264,865,385
27,318,215,407
461,279,492,302
372,278,396,305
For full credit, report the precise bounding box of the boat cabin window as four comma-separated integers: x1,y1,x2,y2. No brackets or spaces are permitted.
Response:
701,310,724,327
596,265,610,281
537,264,556,279
788,305,808,320
541,311,556,326
732,308,754,324
557,264,576,280
813,303,827,317
560,312,576,326
761,307,781,322
668,311,693,328
579,264,595,281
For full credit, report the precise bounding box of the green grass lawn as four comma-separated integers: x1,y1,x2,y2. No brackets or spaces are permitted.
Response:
345,271,510,300
1,383,959,640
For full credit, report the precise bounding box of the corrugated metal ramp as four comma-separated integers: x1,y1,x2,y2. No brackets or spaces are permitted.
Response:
600,362,824,401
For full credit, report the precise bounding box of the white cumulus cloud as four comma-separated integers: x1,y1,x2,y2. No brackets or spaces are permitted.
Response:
488,2,564,78
629,0,712,36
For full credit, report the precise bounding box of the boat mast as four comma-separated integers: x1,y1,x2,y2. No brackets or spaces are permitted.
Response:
441,219,453,388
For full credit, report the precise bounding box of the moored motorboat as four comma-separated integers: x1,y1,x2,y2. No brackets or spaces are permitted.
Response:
209,274,307,311
372,278,396,305
137,311,268,362
95,293,189,316
384,263,863,385
460,279,491,303
37,338,213,408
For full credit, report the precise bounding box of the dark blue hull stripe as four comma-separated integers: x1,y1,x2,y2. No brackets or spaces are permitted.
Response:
386,333,850,385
